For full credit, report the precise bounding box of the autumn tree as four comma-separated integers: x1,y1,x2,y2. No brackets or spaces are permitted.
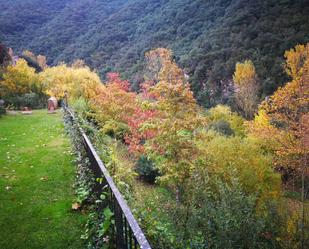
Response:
124,105,158,155
90,72,137,139
0,59,42,98
248,45,309,247
40,63,102,101
144,48,174,83
40,64,71,98
233,60,260,119
37,55,48,70
249,43,309,177
140,48,206,202
21,50,47,72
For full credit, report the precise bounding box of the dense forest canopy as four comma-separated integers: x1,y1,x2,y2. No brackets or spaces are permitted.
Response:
0,0,308,107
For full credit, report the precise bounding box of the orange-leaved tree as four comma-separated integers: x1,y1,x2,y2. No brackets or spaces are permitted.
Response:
124,104,158,155
249,43,309,178
90,72,137,139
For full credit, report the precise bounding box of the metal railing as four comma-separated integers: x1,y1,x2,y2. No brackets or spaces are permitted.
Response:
65,107,152,249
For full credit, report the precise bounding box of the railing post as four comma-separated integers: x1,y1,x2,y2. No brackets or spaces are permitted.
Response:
115,202,126,249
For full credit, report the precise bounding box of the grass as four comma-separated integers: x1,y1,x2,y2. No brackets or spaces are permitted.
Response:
0,110,86,249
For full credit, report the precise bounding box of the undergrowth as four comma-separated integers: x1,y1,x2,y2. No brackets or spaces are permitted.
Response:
64,111,115,249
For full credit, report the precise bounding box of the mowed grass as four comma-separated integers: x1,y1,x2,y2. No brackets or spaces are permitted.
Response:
0,110,86,249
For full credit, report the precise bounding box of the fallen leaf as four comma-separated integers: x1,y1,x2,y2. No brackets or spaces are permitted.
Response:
103,236,110,243
71,202,81,210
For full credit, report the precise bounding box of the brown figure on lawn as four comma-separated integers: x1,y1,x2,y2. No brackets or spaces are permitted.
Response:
21,107,32,115
47,97,58,113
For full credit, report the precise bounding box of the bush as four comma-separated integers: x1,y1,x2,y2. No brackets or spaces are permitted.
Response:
71,97,89,116
4,92,47,109
101,120,130,140
206,105,245,137
196,133,281,201
0,105,5,116
208,119,234,136
185,177,279,249
135,155,159,184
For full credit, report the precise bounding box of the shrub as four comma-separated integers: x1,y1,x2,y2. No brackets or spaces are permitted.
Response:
4,92,47,109
208,119,234,136
206,105,245,137
185,177,279,249
71,97,89,116
0,105,5,116
101,120,129,140
195,133,281,202
135,155,159,184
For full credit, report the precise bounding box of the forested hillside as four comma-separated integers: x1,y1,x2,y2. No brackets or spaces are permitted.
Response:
1,0,308,107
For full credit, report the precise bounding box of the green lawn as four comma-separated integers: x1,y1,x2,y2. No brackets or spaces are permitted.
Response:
0,110,86,249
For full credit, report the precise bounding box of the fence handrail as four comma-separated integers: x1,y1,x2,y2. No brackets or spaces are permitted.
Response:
65,108,152,249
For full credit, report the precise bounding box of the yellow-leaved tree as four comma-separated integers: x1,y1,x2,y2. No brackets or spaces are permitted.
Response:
249,43,309,176
40,64,103,101
0,59,42,98
233,60,259,119
248,44,309,248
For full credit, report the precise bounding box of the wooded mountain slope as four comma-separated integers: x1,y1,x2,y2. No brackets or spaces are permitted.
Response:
0,0,308,107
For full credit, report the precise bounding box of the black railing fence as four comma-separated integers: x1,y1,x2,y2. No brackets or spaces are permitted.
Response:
64,107,152,249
